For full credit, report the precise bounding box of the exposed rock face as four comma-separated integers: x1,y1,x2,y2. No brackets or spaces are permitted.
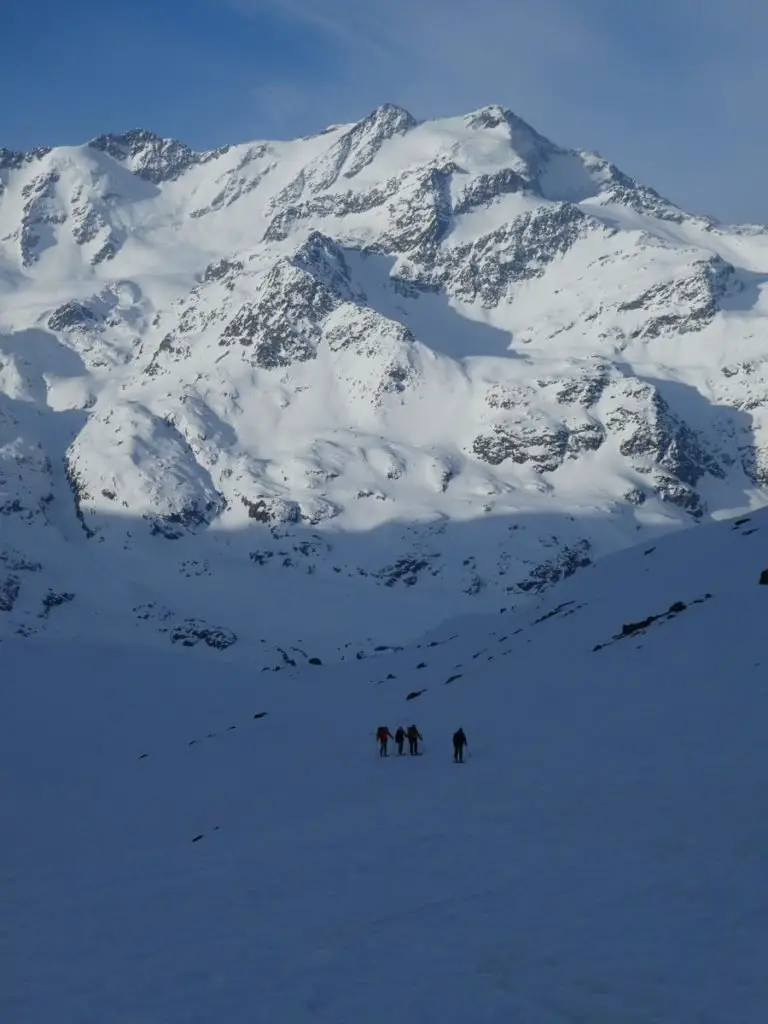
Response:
0,575,21,612
617,257,738,339
48,301,97,332
472,422,570,473
242,498,301,524
445,205,600,307
604,382,725,490
1,101,767,650
219,264,331,368
87,129,222,184
170,620,238,649
513,540,593,594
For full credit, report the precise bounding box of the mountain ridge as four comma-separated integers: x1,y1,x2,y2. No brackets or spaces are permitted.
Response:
2,102,768,655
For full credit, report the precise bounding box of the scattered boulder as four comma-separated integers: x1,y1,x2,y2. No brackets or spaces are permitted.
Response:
170,620,237,649
0,575,21,612
40,590,75,618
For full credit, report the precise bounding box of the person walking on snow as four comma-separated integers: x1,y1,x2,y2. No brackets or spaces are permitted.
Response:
395,725,407,756
452,728,468,763
376,725,394,756
407,724,423,755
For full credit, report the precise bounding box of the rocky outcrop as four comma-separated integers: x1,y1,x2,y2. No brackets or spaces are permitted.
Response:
472,422,569,472
444,205,599,306
374,556,436,587
243,497,301,524
40,590,75,617
203,258,244,284
19,170,66,266
618,257,738,338
88,129,224,183
740,444,768,488
0,575,21,612
48,301,98,332
454,168,529,216
219,261,334,368
263,178,401,242
565,422,605,457
148,501,222,538
271,104,416,207
598,163,691,223
170,619,237,649
512,540,593,594
649,474,705,518
605,382,725,487
376,163,458,260
553,366,611,408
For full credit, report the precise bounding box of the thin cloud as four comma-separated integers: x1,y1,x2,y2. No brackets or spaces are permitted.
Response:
221,0,768,222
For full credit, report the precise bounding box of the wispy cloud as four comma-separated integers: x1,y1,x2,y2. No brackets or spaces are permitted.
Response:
222,0,768,223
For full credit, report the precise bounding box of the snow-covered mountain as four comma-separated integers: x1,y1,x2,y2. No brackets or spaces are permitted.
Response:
4,501,767,1022
3,103,768,655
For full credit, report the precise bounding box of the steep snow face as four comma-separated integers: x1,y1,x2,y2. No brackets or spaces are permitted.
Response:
3,506,768,1023
2,103,768,652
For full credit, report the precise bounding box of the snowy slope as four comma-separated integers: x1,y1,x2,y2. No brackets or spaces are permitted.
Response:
3,104,768,652
2,507,767,1022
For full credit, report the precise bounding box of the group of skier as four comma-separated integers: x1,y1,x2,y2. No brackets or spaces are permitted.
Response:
375,724,468,762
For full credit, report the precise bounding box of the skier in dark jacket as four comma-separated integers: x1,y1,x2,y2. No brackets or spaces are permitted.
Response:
395,726,406,756
376,725,394,756
407,724,423,755
452,728,468,762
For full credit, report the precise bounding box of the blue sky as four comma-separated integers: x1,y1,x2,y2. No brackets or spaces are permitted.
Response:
3,0,767,223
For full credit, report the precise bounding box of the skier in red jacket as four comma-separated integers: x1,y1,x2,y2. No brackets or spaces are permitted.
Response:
376,725,394,756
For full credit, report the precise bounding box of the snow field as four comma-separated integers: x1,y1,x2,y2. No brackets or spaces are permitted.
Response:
2,510,768,1022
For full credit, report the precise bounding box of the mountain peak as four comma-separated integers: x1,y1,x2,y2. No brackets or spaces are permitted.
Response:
465,104,548,140
87,128,223,183
88,127,168,155
0,145,53,170
1,102,767,653
365,103,418,130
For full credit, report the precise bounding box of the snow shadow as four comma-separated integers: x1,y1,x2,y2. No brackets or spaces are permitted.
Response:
2,366,765,654
0,495,715,665
617,368,758,501
723,268,768,313
4,503,768,1024
343,248,515,359
0,331,91,538
0,327,88,405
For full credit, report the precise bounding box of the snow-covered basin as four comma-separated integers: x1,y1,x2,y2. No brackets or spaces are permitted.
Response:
2,510,768,1022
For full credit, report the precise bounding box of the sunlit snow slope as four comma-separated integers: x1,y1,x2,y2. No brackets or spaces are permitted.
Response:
3,105,768,653
3,508,767,1022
